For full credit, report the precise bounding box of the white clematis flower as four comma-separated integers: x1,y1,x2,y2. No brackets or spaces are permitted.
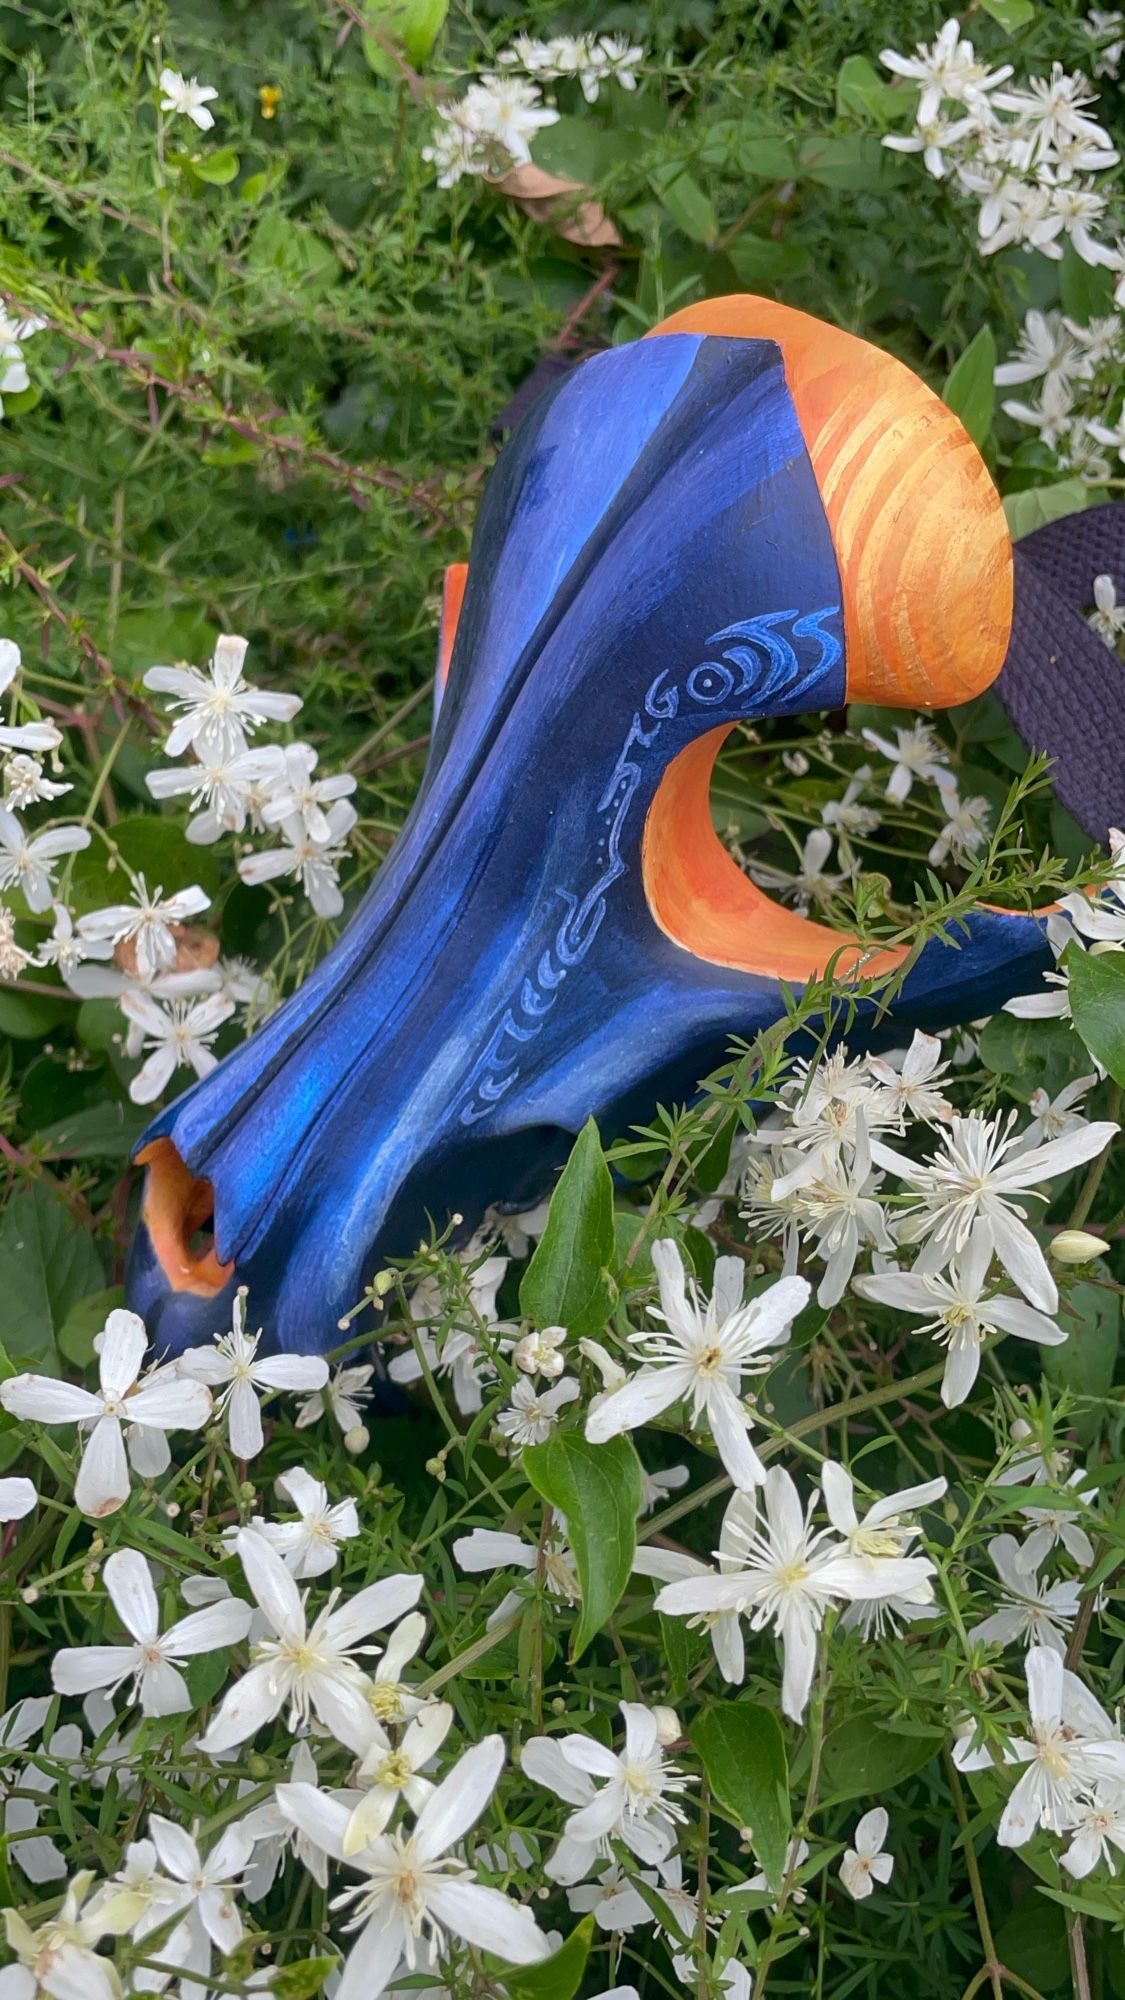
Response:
246,1467,361,1579
496,1375,580,1447
200,1528,423,1756
52,1548,251,1716
77,876,211,981
1061,1786,1125,1877
0,1310,211,1517
296,1361,374,1438
120,987,234,1103
0,810,90,914
998,1646,1125,1846
145,635,301,762
344,1701,455,1854
177,1290,328,1459
585,1239,809,1489
854,1232,1066,1407
969,1535,1081,1654
2,1868,140,2000
158,67,219,130
870,1110,1119,1313
0,641,61,754
522,1702,690,1883
654,1466,935,1721
136,1815,254,1996
839,1808,893,1900
278,1737,549,2000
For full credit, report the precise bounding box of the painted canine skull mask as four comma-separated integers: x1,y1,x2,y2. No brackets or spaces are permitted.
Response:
128,295,1093,1356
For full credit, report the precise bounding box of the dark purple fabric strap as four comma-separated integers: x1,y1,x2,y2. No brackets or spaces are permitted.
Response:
994,503,1125,845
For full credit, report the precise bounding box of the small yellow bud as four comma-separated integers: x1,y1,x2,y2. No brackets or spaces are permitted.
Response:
1049,1229,1111,1264
258,85,281,119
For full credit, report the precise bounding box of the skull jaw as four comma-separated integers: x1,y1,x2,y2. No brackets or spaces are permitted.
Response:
129,899,1054,1361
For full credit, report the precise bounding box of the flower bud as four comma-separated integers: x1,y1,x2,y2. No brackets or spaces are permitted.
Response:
1049,1229,1111,1264
652,1705,681,1747
344,1424,370,1455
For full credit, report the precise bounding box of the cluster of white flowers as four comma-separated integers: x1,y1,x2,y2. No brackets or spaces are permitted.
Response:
497,32,643,103
144,632,358,917
751,722,993,917
961,1647,1125,1875
878,20,1125,483
424,35,642,188
881,22,1119,270
0,310,45,421
0,627,363,1107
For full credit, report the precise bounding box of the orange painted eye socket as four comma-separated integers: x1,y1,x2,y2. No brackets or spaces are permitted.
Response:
643,726,909,981
136,1137,233,1297
649,295,1013,713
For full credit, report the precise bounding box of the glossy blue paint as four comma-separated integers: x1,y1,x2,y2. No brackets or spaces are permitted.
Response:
127,333,1054,1356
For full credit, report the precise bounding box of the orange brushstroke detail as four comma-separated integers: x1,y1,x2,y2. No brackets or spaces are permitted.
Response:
438,563,469,690
650,295,1013,711
136,1137,233,1297
642,728,908,982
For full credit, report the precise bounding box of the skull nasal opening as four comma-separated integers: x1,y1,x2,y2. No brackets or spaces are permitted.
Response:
135,1136,233,1297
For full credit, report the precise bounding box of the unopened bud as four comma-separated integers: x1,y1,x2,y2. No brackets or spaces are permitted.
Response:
1050,1229,1111,1264
652,1705,680,1746
344,1423,369,1455
21,1586,38,1604
373,1268,395,1297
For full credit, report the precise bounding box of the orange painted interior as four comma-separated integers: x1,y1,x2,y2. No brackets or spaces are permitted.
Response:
137,1137,233,1296
643,728,908,981
438,563,469,690
650,296,1013,713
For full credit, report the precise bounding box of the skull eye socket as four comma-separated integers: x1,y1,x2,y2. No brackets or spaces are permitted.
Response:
642,725,908,983
136,1137,233,1297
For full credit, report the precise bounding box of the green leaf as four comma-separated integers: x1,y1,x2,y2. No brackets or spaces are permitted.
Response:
797,134,911,188
58,1286,124,1369
1003,480,1090,541
1067,945,1125,1084
186,1646,232,1709
942,325,997,448
649,165,719,245
819,1718,943,1803
363,0,448,76
726,235,813,283
193,147,240,186
37,1101,149,1160
1059,240,1115,325
835,55,905,126
499,1917,593,2000
520,1118,614,1339
979,1012,1088,1101
697,124,797,179
0,986,73,1039
1045,1281,1121,1403
691,1700,790,1891
980,0,1035,29
659,1609,705,1696
0,1176,107,1372
271,1960,337,2000
523,1432,643,1658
